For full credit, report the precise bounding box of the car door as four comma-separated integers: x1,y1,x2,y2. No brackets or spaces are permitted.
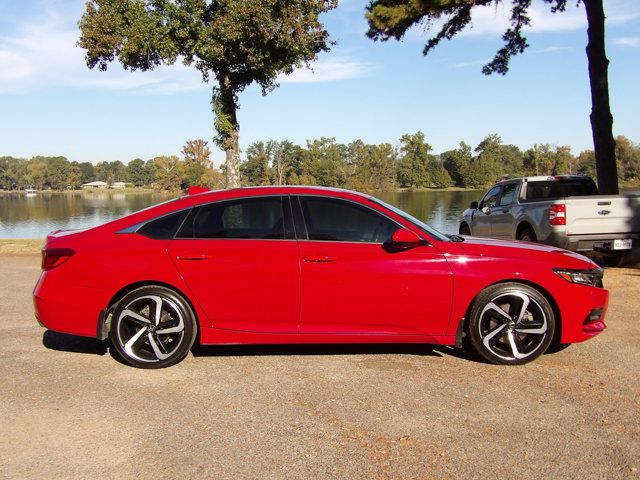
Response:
489,182,518,238
471,185,501,236
295,195,453,336
167,195,300,333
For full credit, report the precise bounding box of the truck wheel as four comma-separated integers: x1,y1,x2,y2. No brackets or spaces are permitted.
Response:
517,227,536,243
603,253,628,268
459,223,471,235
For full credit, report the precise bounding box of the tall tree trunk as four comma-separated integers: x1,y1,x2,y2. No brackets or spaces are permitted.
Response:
584,0,618,194
216,76,241,189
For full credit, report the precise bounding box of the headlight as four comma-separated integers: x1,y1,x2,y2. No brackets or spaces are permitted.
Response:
553,268,603,287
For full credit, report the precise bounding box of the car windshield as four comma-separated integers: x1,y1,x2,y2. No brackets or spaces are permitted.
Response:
368,196,450,242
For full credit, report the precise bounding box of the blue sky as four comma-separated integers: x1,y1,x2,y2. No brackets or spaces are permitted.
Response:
1,0,639,166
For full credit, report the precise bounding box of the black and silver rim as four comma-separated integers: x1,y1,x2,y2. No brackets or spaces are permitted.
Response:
115,295,185,363
478,291,548,361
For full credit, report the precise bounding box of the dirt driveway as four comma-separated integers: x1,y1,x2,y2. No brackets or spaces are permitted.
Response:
1,253,638,479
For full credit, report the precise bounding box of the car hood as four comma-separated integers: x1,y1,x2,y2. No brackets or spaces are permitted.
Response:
456,236,599,269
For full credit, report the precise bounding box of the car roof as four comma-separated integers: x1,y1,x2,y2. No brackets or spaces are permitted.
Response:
184,185,373,201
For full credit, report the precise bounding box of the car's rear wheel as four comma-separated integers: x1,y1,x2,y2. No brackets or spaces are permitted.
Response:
110,286,197,369
467,283,555,365
459,223,471,235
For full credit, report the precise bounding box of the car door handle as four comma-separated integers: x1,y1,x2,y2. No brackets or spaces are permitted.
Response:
176,252,208,261
304,256,336,263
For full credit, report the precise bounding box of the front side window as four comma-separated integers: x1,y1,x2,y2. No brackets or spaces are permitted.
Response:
299,196,398,243
480,186,501,209
177,197,287,239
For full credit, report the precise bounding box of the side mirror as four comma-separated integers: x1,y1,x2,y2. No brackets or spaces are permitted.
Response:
390,228,428,249
481,206,491,215
470,201,479,210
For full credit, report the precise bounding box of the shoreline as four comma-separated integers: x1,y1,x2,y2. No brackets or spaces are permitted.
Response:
0,239,43,255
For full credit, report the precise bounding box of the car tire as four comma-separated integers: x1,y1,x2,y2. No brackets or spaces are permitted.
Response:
109,286,197,369
459,223,471,235
467,283,555,365
517,227,537,243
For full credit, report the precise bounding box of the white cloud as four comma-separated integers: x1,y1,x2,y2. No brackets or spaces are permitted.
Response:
613,36,640,47
278,57,371,83
450,59,490,69
0,4,370,95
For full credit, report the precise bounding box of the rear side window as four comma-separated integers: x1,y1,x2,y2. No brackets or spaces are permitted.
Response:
138,210,190,239
499,183,517,206
299,196,398,243
525,179,598,200
177,197,289,240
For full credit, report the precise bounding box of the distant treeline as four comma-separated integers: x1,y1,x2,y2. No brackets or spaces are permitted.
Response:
2,133,639,192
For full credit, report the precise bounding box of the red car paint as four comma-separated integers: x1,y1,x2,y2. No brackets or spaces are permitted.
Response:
33,186,607,350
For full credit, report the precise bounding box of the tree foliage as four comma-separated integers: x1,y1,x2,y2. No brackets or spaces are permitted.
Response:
366,0,619,194
2,135,639,192
79,0,336,188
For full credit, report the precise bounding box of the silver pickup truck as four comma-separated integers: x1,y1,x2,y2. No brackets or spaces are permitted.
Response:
459,175,640,264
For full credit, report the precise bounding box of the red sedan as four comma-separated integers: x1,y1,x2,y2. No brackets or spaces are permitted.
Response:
34,186,608,368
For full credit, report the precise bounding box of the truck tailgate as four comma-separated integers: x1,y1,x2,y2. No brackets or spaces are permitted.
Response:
565,195,640,235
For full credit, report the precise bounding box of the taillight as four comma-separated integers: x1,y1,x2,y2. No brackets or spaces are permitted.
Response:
41,248,75,271
549,204,566,226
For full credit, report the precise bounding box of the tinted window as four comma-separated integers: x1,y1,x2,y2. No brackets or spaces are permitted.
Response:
480,186,501,209
177,197,286,239
138,210,189,239
299,197,398,243
499,183,517,206
525,179,598,201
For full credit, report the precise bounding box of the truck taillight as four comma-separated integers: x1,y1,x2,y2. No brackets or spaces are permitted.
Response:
41,248,75,271
549,204,566,226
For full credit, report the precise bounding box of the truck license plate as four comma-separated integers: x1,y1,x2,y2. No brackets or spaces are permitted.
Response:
613,239,632,250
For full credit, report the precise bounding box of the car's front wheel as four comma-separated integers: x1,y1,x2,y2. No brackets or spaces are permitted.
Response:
110,286,197,368
466,283,555,365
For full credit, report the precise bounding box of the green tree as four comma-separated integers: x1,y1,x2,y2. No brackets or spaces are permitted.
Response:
301,138,348,187
615,135,640,181
181,139,211,188
154,155,182,191
76,161,96,184
241,141,271,186
79,0,336,188
126,158,150,186
44,156,71,190
346,140,396,191
577,149,596,177
441,142,472,187
25,160,47,189
366,0,619,194
397,132,435,188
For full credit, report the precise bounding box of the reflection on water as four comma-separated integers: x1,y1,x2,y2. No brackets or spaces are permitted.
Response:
0,191,173,239
375,190,480,235
0,189,480,239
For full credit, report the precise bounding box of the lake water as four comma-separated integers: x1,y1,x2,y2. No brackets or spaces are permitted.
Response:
0,189,481,239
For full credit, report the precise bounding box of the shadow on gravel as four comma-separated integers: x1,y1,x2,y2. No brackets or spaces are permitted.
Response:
191,343,468,360
42,330,108,356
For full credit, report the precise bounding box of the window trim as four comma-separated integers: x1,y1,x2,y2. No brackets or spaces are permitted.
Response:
294,194,404,245
173,194,295,241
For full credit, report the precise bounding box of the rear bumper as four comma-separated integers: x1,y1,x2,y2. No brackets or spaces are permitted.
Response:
566,233,640,254
33,272,107,338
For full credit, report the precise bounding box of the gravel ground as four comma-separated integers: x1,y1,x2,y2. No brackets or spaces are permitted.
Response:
1,253,638,480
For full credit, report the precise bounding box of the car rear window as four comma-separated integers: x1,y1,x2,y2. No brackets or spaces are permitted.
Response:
177,197,289,240
138,210,190,239
524,179,598,201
